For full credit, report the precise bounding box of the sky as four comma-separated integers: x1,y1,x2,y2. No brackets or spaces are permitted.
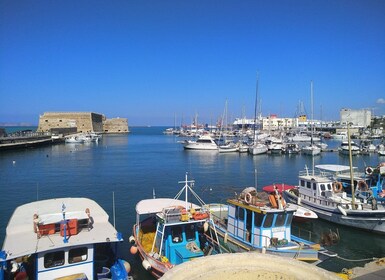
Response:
0,0,384,126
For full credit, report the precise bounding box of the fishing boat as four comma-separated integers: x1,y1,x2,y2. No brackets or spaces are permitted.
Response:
0,197,130,280
204,187,334,264
283,164,385,234
130,173,219,279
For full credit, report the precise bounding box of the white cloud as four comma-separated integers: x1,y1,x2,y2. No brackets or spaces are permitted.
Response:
377,98,385,104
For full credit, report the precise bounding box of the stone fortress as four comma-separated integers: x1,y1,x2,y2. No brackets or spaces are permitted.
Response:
37,112,129,134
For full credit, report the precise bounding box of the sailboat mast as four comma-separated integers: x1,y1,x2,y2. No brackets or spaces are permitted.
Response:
253,73,259,145
310,80,314,146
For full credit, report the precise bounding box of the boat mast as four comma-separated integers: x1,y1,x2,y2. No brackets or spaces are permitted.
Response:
253,73,259,145
347,123,356,206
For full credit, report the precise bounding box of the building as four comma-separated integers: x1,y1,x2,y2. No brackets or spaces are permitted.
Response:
340,108,371,128
37,112,129,134
261,115,296,131
103,117,129,133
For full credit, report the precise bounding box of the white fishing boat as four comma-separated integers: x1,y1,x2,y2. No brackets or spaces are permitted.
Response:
129,173,219,279
283,164,385,234
183,134,218,150
0,197,130,280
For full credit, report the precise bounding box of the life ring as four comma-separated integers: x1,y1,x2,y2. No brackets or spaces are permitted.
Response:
245,193,252,204
333,182,343,193
357,180,368,192
193,212,209,220
365,166,374,175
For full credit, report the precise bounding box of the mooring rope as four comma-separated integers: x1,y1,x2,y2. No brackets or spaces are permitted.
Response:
336,255,379,262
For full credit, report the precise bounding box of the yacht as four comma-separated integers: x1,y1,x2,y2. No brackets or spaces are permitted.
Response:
183,134,218,150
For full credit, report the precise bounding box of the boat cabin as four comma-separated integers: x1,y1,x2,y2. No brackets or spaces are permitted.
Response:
225,199,295,249
1,198,124,280
154,207,206,265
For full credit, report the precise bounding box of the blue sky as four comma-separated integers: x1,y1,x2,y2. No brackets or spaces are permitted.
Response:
1,0,384,126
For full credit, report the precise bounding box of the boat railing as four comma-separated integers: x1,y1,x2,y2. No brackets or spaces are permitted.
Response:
291,225,320,244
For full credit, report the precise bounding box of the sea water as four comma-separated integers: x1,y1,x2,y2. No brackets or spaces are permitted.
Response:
0,126,384,279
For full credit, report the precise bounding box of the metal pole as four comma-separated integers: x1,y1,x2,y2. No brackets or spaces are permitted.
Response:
347,124,356,207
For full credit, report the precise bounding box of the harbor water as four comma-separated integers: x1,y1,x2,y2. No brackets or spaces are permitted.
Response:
1,126,384,279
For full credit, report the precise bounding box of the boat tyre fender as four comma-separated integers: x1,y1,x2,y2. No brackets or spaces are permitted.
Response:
365,166,374,175
245,193,252,204
333,182,343,193
358,180,368,192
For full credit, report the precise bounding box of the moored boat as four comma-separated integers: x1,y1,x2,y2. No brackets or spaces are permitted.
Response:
183,134,218,150
204,187,334,264
283,165,385,234
0,197,130,280
129,173,219,279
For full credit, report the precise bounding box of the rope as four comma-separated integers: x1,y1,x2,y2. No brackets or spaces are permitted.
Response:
336,255,379,262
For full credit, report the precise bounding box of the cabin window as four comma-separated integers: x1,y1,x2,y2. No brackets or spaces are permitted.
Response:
327,184,332,191
44,251,65,268
236,207,244,221
320,184,326,191
171,226,183,243
275,213,285,227
306,182,311,189
185,224,196,241
263,213,274,228
254,212,264,227
69,247,88,264
312,183,316,190
300,180,305,187
285,213,293,225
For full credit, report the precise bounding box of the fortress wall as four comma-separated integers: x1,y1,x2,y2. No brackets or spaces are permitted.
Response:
37,112,129,134
37,112,104,133
103,118,129,133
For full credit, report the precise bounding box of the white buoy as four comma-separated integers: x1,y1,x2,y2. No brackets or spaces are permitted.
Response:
142,259,151,271
12,160,16,165
129,235,135,244
224,232,228,244
203,222,209,232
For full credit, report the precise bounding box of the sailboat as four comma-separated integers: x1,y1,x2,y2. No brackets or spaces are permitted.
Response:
248,74,268,155
218,100,238,153
302,81,321,156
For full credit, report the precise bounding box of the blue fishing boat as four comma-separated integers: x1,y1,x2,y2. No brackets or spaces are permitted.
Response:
130,173,219,279
205,187,335,264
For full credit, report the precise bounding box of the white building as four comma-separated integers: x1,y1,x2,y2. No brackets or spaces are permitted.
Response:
340,108,371,127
